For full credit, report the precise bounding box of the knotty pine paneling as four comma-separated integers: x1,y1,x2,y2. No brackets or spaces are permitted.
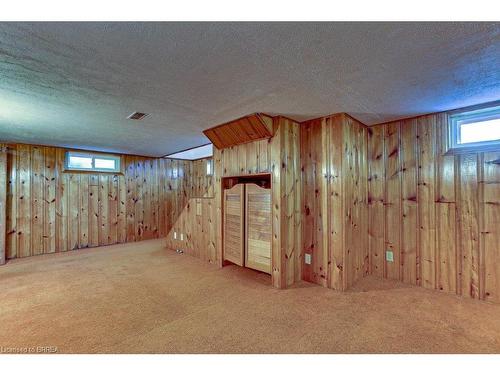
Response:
3,143,213,260
367,113,500,303
282,117,302,286
400,119,418,285
162,157,216,263
211,116,301,288
165,197,217,264
384,122,401,280
482,151,500,302
343,115,369,288
301,113,369,291
367,126,385,277
0,145,7,264
301,118,329,287
191,158,214,197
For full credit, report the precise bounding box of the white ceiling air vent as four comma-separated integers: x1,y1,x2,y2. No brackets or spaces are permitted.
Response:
127,112,149,120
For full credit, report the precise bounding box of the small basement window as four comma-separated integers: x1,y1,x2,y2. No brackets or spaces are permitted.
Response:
65,151,121,173
206,159,213,176
449,103,500,153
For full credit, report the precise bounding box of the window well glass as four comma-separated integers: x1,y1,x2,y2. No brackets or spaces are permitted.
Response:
94,158,116,170
458,118,500,144
68,155,93,169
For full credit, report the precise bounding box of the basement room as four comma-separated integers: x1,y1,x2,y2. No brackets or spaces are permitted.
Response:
1,1,500,369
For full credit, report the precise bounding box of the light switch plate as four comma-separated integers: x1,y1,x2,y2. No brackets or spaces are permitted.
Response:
305,253,312,265
386,250,394,262
180,233,184,241
173,231,177,239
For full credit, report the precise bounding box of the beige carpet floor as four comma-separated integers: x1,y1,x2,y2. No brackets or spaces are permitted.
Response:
1,238,499,353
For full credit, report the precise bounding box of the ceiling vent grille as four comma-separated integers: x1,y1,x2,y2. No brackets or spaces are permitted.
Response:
127,112,149,120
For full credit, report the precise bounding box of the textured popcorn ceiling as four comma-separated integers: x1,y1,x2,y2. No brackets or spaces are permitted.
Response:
0,22,499,157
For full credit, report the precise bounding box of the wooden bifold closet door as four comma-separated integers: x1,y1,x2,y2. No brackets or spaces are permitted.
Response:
245,183,272,274
223,184,245,266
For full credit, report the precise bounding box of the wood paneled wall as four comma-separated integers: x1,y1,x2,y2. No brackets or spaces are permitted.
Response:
163,157,216,263
165,197,217,264
274,117,302,287
3,143,212,259
212,116,302,288
301,113,369,291
367,113,500,303
6,110,498,302
189,158,214,198
0,145,7,265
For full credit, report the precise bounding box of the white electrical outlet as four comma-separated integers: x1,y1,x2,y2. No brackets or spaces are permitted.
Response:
305,253,312,265
180,233,184,241
173,231,177,239
386,250,394,262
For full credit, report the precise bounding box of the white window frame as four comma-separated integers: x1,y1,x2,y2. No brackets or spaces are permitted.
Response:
447,102,500,154
65,151,121,173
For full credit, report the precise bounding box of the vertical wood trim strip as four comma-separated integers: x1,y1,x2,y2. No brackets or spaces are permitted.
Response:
17,144,32,257
478,152,485,300
44,147,56,254
0,145,7,265
6,146,17,259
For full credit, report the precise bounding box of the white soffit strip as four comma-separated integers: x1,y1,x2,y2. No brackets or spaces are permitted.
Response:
166,143,213,160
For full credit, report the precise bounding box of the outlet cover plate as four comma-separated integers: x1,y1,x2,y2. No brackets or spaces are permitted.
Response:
386,250,394,262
